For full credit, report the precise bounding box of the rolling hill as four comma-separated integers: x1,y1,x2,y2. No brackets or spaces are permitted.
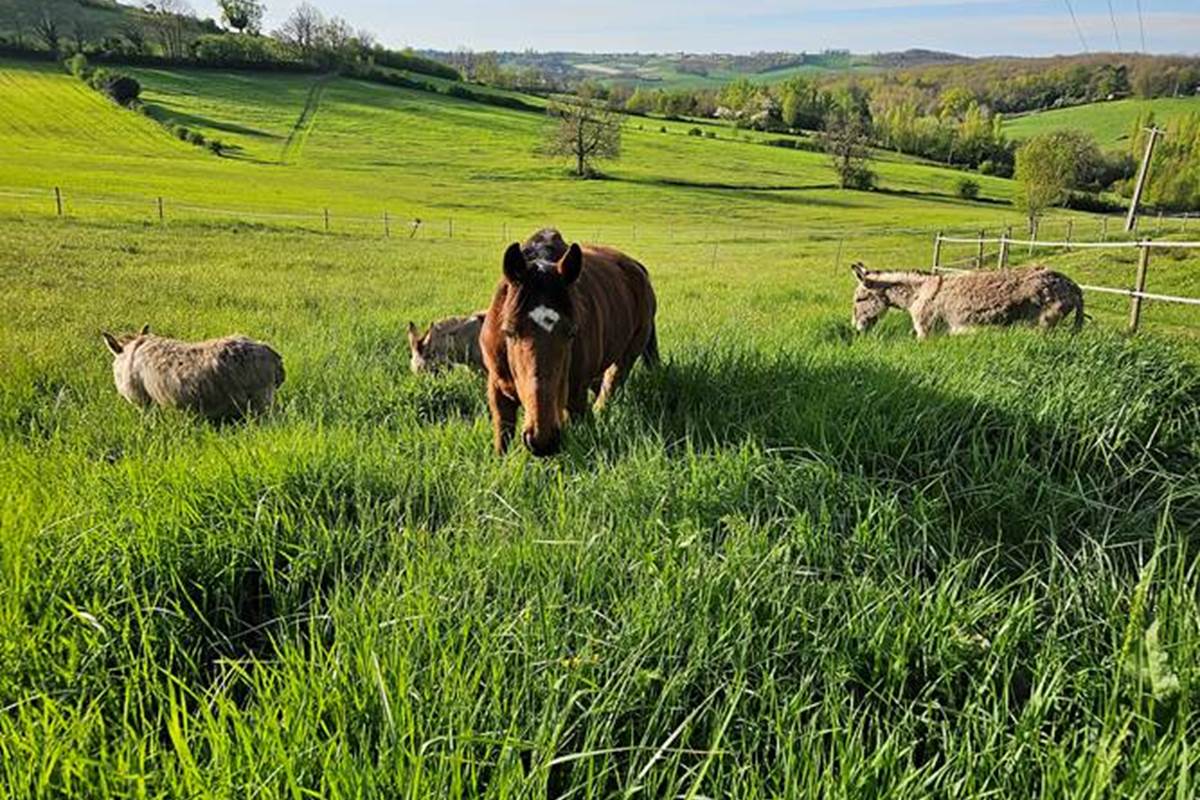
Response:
1003,95,1200,149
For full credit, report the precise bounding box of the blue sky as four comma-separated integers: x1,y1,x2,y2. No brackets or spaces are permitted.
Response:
206,0,1200,56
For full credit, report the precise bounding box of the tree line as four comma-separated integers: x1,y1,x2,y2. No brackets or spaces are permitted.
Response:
0,0,458,80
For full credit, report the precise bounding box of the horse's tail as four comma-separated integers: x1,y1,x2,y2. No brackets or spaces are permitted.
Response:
642,322,661,368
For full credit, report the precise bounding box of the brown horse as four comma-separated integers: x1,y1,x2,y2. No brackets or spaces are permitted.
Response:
481,232,659,456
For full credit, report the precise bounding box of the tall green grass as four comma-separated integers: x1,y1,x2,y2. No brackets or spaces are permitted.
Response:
1,217,1197,797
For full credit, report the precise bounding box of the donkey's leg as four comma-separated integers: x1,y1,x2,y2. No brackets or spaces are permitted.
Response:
488,381,519,454
1038,303,1066,330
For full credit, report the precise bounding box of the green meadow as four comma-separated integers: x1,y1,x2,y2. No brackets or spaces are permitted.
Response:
1,57,1199,798
1003,95,1200,149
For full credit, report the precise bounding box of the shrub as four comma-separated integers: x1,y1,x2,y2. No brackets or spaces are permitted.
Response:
207,139,224,155
688,127,703,137
705,131,717,139
175,126,190,141
65,53,90,79
659,126,667,133
191,33,295,67
978,159,997,175
843,165,876,191
187,130,206,146
102,75,141,106
956,177,981,200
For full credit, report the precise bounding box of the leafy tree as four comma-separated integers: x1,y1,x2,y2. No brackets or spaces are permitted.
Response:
820,107,874,190
218,0,266,34
543,101,622,178
1014,132,1082,228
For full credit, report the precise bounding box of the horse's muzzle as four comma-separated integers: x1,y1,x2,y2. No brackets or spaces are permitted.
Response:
523,428,562,458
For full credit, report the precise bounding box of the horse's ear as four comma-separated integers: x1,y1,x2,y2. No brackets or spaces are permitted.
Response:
850,263,868,283
101,331,122,355
407,321,422,353
502,243,526,285
140,324,150,335
559,243,583,285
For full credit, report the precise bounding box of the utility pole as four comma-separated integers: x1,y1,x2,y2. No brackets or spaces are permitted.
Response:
1125,126,1164,233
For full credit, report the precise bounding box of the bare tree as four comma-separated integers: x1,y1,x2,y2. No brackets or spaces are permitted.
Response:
143,0,195,59
217,0,266,34
543,101,623,178
33,10,61,52
274,2,324,60
321,16,354,55
820,108,875,190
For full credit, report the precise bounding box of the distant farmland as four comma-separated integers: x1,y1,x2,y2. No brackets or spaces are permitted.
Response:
1003,95,1200,148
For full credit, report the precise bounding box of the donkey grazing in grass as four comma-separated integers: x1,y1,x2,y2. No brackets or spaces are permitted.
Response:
407,312,486,374
850,264,1084,339
101,325,285,420
481,231,659,456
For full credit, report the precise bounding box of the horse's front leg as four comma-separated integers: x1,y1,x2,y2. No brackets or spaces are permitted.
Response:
593,363,625,413
488,380,519,454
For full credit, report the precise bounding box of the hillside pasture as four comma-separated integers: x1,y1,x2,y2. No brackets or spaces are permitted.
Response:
1003,95,1200,149
1,55,1199,798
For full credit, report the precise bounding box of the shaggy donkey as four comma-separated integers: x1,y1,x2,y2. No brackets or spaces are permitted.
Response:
101,325,285,420
850,264,1084,338
407,312,486,374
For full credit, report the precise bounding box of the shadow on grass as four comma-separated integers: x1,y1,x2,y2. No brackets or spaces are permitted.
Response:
143,104,279,140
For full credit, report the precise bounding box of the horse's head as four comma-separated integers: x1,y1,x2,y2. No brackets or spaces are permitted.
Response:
499,240,582,457
850,263,891,332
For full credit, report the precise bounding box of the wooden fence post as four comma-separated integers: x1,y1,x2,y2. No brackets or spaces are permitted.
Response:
449,218,454,239
157,196,164,223
1066,218,1073,251
932,231,943,270
1028,218,1037,257
1181,213,1189,233
711,242,718,269
998,226,1011,268
323,208,329,232
384,210,390,238
976,229,985,268
54,186,63,217
1129,243,1151,333
1156,211,1163,236
1101,216,1109,241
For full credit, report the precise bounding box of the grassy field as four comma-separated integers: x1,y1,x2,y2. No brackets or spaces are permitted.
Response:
1003,96,1200,149
2,57,1199,798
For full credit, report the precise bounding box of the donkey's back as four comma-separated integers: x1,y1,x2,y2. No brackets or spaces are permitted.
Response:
933,267,1084,332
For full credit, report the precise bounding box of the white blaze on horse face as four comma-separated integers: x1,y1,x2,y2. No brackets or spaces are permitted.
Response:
529,305,560,333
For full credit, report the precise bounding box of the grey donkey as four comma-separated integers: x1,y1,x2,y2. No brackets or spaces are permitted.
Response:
101,324,285,420
850,263,1084,339
407,312,486,374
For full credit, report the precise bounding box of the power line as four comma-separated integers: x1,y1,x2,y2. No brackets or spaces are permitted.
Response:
1063,0,1090,52
1137,0,1147,52
1106,0,1122,50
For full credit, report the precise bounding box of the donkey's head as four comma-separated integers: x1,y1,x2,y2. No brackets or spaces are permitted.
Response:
850,263,905,332
101,324,151,401
499,240,582,457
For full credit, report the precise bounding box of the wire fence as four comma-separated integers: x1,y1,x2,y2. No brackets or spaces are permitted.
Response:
0,184,1168,248
5,183,1198,333
932,230,1200,332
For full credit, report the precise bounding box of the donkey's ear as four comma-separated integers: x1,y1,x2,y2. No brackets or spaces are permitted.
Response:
101,331,122,355
407,321,422,352
140,324,150,335
502,242,526,285
559,243,583,285
850,263,868,283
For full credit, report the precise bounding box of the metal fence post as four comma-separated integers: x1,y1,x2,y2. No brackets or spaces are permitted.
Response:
932,231,943,270
1101,216,1109,241
976,229,985,268
1065,218,1073,251
1129,243,1151,333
